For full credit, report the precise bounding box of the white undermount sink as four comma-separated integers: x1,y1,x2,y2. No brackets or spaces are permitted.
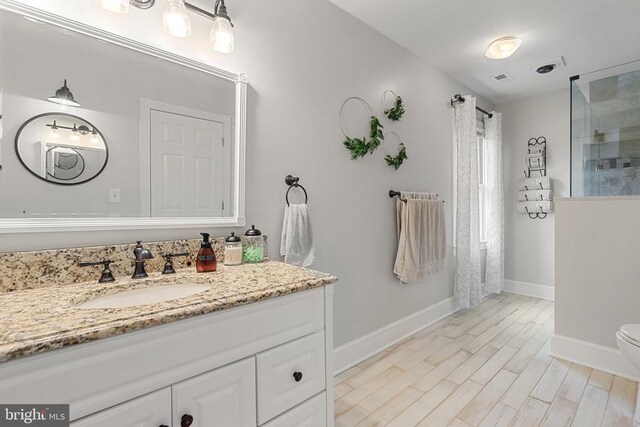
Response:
75,284,210,309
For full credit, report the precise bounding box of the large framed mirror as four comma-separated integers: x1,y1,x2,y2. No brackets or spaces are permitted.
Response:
0,2,247,232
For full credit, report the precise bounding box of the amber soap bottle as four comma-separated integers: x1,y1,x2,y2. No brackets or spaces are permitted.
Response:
196,232,217,272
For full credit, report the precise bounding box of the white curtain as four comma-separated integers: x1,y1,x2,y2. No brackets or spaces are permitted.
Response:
484,113,504,295
454,96,482,309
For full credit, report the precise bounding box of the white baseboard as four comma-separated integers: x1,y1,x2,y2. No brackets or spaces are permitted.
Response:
504,279,554,301
333,297,457,375
550,334,640,382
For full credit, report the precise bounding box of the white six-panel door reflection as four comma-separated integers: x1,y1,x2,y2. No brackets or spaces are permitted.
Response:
150,109,228,217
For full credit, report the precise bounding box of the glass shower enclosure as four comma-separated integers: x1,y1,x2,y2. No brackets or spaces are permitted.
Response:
571,61,640,196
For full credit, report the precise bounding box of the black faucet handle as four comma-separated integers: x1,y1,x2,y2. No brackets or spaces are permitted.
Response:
161,252,189,275
79,258,116,283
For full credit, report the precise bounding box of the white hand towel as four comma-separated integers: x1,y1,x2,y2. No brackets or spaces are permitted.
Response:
518,189,553,201
393,194,446,283
517,201,554,214
280,203,315,267
518,176,552,190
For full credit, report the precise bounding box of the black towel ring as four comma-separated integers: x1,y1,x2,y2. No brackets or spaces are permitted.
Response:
285,175,308,206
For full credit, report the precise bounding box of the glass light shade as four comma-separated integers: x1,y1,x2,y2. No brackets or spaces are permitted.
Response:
210,16,234,54
50,128,59,139
70,131,80,141
485,37,522,59
163,0,191,38
90,131,99,144
101,0,130,14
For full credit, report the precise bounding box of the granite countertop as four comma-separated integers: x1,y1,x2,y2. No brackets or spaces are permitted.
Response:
0,261,337,363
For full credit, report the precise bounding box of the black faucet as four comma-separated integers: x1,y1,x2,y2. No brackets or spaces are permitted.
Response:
132,241,154,279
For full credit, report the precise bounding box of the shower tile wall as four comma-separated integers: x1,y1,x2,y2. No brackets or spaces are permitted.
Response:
576,69,640,196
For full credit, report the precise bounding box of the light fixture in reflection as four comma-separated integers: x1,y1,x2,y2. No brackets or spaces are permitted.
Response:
49,121,60,139
47,80,81,107
485,36,522,60
90,128,100,144
101,0,130,14
70,124,80,141
210,0,234,53
163,0,192,38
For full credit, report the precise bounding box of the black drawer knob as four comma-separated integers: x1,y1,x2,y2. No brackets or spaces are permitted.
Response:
181,414,194,427
293,371,303,382
159,425,169,427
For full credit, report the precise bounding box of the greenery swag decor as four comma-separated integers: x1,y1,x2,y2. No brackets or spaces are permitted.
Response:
384,96,405,121
342,116,384,160
339,93,408,169
385,143,407,170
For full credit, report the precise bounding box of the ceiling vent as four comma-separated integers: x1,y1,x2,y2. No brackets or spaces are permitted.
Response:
531,56,566,75
492,72,515,82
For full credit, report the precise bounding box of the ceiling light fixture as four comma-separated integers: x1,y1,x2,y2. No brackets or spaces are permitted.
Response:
47,80,81,107
485,36,522,60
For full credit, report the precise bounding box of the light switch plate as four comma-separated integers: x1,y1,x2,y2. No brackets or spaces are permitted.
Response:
109,188,121,204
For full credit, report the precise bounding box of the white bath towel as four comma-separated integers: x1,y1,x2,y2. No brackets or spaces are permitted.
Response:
518,189,553,202
393,193,446,283
280,203,315,267
527,156,545,169
517,201,554,214
518,176,552,190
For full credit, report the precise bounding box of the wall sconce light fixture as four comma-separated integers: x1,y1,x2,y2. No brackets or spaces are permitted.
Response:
47,80,80,107
100,0,235,53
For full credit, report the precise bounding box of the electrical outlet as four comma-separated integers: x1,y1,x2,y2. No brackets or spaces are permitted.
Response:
109,188,121,204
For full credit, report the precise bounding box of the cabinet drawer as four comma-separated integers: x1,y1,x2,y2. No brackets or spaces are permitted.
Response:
257,332,325,424
172,357,256,427
262,393,326,427
70,388,171,427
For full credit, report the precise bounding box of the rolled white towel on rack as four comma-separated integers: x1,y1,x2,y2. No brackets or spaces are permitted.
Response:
518,189,553,201
517,201,554,214
527,156,545,169
518,176,552,190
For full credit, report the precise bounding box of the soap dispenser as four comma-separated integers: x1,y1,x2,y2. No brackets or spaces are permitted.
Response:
196,233,217,273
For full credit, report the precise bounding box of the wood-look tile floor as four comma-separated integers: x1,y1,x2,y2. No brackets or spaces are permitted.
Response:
334,293,638,427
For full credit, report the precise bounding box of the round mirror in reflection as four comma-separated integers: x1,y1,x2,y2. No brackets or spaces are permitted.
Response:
15,113,108,185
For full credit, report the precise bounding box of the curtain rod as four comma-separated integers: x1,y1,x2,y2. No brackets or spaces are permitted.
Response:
450,94,493,118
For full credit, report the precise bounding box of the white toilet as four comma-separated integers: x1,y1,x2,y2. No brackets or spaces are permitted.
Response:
616,324,640,426
617,324,640,369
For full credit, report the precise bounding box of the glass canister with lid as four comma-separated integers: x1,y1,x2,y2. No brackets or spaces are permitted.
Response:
243,225,264,263
223,232,243,266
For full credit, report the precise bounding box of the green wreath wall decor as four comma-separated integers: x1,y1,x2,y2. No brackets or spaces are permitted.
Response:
385,143,407,170
383,130,408,170
340,97,385,160
342,116,384,159
382,90,405,121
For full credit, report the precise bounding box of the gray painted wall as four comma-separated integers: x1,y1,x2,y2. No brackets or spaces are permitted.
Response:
555,197,640,348
0,0,493,347
498,89,570,288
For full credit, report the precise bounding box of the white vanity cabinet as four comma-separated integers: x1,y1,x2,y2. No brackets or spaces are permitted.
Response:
0,286,335,427
70,389,172,427
172,357,256,427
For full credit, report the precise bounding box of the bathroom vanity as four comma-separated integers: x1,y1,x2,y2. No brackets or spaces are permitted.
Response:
0,261,337,426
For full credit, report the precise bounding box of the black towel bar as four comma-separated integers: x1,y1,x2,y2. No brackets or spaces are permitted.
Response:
389,190,444,203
